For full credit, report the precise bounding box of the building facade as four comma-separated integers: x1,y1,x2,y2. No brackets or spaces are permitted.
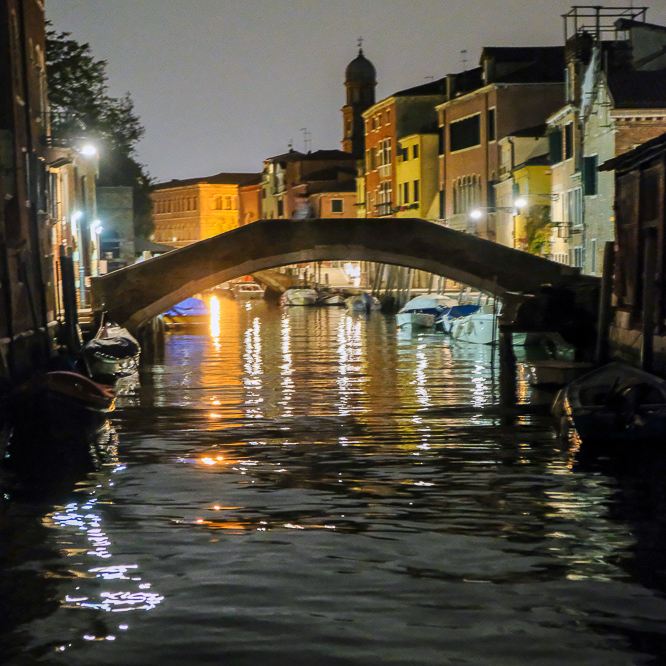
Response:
152,172,260,248
438,47,564,239
363,80,448,218
395,133,439,219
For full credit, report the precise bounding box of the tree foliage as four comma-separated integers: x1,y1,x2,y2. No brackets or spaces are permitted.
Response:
518,205,554,257
46,28,154,237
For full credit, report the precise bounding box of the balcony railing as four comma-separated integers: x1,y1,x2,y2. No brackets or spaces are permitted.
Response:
374,201,393,217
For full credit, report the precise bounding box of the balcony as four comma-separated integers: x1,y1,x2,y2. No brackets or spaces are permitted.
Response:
378,164,392,179
374,202,393,217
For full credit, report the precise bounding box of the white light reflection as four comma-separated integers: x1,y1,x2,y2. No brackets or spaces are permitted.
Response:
243,317,264,418
336,316,364,415
209,295,221,340
45,496,163,619
279,312,294,417
471,363,491,409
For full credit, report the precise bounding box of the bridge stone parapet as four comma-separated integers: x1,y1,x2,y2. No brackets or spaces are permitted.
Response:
91,218,592,331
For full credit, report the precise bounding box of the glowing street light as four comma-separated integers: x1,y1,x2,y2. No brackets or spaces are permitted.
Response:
80,144,98,157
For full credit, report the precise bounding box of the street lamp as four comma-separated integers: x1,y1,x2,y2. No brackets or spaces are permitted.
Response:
90,219,104,276
79,143,98,157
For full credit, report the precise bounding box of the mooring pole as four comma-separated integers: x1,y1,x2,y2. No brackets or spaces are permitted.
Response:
594,241,615,366
641,230,657,373
499,326,517,408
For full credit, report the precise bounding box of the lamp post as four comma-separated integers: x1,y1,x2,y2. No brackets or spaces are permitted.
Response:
90,219,104,276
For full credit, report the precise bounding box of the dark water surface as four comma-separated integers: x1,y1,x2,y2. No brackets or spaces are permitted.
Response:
3,298,666,665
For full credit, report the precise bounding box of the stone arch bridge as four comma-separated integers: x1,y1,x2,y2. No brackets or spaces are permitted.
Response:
91,218,590,331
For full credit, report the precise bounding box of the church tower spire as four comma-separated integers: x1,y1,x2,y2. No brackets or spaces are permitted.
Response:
342,42,377,159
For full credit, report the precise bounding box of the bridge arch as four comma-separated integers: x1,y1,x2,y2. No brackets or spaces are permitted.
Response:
91,218,582,330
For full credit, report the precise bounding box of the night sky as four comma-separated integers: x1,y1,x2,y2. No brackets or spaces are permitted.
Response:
47,0,666,183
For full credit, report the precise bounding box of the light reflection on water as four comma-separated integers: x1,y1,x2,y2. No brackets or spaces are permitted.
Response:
4,297,666,664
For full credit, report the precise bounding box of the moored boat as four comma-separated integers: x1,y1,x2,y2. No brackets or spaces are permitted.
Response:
396,293,458,331
83,320,140,382
9,371,115,437
345,292,380,313
163,297,210,329
449,305,498,344
280,287,318,306
317,290,347,306
552,362,666,444
232,282,265,300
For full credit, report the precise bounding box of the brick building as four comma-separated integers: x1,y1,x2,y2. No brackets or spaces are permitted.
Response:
438,47,564,239
1,0,54,383
363,79,448,218
152,172,260,248
261,149,356,219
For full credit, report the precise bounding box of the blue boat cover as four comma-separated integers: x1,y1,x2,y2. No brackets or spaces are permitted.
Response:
164,297,210,317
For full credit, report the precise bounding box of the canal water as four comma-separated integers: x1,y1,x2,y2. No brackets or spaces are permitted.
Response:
3,296,666,665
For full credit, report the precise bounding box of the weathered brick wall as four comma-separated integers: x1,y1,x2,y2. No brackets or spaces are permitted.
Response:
615,119,666,156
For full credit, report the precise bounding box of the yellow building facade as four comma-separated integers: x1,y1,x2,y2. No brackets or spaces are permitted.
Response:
152,173,259,248
395,133,439,219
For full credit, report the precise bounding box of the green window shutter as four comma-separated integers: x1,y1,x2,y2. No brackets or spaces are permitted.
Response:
583,155,598,195
549,129,563,164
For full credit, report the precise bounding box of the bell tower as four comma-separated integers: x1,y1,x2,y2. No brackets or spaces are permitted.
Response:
342,41,377,159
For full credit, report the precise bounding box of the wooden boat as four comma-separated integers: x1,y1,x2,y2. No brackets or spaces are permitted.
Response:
5,372,116,485
527,360,593,387
552,362,666,443
9,371,115,439
232,282,265,300
163,297,210,329
83,320,140,382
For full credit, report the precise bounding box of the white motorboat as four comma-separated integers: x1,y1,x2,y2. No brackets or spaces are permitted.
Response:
280,287,318,306
232,282,265,300
396,293,458,331
449,305,498,344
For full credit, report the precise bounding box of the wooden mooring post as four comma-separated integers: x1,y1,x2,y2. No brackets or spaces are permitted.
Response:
498,326,517,408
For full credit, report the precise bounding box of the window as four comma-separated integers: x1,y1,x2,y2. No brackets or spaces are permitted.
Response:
549,128,563,164
439,190,445,218
449,114,481,152
413,180,420,202
583,155,598,196
438,128,445,155
413,144,419,160
331,199,343,213
277,199,284,217
487,108,496,142
573,246,583,268
403,182,409,204
386,109,391,124
564,123,574,160
377,139,392,167
590,239,597,274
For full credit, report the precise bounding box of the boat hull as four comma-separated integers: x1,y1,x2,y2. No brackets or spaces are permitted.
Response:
553,362,666,444
280,289,318,306
396,312,435,330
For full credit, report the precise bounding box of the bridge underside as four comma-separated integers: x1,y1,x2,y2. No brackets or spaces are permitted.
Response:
91,218,586,331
